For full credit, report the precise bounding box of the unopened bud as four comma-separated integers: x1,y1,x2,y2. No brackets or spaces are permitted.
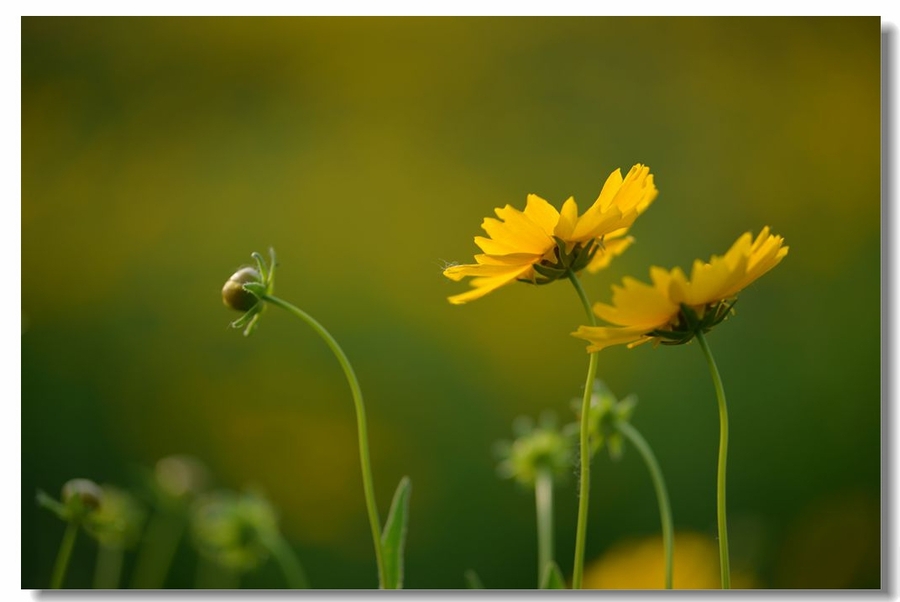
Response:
222,267,261,312
61,478,103,512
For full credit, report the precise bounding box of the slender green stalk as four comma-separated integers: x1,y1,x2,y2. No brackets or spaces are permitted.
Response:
259,293,387,588
261,532,310,589
534,467,554,587
130,511,185,588
566,270,599,590
616,421,674,589
50,521,79,589
93,544,124,589
696,330,730,589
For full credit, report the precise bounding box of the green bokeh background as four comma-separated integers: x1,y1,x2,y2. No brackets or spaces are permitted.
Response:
22,16,881,589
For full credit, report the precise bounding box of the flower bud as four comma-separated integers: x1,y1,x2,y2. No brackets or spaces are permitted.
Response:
155,454,210,500
61,478,103,513
190,490,279,572
222,267,261,312
496,412,574,486
84,485,146,549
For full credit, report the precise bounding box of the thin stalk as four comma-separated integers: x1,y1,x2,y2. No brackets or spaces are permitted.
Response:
616,421,674,589
93,544,124,589
696,330,731,589
130,510,185,589
259,293,387,588
50,521,79,589
534,467,555,587
261,532,310,589
566,270,599,590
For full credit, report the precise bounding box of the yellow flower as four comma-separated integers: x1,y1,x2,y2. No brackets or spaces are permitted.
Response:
573,227,788,352
443,164,658,304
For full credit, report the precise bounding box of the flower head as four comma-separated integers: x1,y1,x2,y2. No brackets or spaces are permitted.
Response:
223,248,277,336
494,412,575,487
37,478,104,525
573,228,788,352
570,380,637,461
443,164,658,304
191,489,280,572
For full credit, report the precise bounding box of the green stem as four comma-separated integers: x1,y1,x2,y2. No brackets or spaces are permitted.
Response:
696,330,731,589
260,293,387,588
534,467,554,587
130,510,185,589
616,421,674,589
566,270,599,590
93,544,124,589
261,532,311,589
50,521,79,589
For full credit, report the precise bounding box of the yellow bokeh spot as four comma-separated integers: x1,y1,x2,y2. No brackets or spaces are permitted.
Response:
583,531,757,589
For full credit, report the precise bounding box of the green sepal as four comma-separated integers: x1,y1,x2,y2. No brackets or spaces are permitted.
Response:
242,282,267,297
380,476,412,589
532,263,566,280
539,561,566,589
251,252,268,284
36,490,69,521
231,311,261,337
464,569,485,589
230,307,257,328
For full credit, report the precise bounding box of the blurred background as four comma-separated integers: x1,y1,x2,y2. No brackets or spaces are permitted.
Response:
21,17,881,589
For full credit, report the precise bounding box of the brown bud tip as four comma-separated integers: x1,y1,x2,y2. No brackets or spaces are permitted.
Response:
61,478,103,511
222,267,261,312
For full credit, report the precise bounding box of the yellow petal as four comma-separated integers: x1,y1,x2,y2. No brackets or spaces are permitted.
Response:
585,235,633,273
729,227,788,296
553,197,580,240
482,205,553,255
473,253,542,266
570,164,657,241
446,263,533,304
474,235,519,255
571,324,658,353
523,194,561,237
593,273,678,328
596,168,625,211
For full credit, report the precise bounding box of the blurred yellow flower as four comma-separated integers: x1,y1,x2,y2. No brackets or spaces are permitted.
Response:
583,531,758,589
573,227,788,352
443,164,657,304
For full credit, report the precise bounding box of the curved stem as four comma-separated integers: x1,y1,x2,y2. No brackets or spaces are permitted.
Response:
566,270,599,590
261,532,310,589
534,467,554,587
259,293,387,588
50,521,79,589
696,330,730,589
616,421,674,589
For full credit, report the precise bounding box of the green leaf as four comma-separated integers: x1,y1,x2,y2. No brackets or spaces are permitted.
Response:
380,476,411,589
539,561,566,589
464,569,485,589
